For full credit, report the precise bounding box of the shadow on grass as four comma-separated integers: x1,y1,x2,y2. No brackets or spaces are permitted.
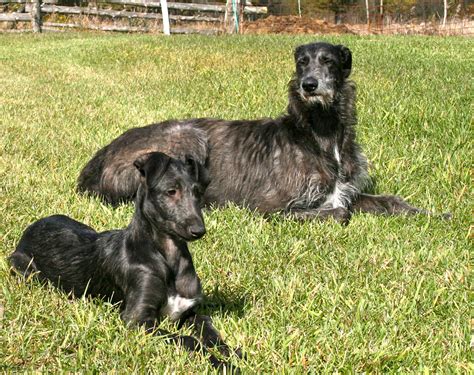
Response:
200,289,248,319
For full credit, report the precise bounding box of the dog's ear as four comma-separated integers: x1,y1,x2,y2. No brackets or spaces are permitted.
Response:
133,153,150,178
134,152,171,180
336,45,352,78
185,155,210,190
294,45,305,62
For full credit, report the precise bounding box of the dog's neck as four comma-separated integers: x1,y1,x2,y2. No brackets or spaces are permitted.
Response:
309,106,341,137
289,100,338,135
286,78,356,137
126,189,189,266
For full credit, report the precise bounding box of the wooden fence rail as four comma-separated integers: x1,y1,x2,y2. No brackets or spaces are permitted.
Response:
0,12,31,21
0,0,267,33
26,4,222,22
0,0,53,3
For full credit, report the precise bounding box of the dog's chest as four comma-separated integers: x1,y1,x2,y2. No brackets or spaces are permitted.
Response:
320,145,357,208
290,144,344,208
160,294,199,321
322,181,346,208
157,240,202,321
323,145,343,206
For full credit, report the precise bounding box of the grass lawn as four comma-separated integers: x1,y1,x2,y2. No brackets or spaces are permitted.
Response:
0,33,472,372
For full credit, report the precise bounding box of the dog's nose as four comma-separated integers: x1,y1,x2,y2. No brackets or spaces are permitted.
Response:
188,224,206,239
302,78,318,93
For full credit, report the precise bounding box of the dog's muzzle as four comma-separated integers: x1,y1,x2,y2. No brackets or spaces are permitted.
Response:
302,78,319,94
299,78,335,107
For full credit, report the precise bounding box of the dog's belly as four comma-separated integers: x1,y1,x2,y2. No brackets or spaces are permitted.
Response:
160,295,199,321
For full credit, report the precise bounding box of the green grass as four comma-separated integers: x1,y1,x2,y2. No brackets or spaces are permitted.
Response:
0,33,472,372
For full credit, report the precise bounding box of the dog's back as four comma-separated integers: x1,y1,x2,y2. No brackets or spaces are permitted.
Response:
77,121,209,205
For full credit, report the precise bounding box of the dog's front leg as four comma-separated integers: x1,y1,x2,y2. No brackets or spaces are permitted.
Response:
179,310,242,370
120,280,205,355
351,193,430,216
179,311,240,357
283,207,352,225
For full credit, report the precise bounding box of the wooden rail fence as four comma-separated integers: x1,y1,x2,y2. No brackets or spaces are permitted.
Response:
0,0,267,34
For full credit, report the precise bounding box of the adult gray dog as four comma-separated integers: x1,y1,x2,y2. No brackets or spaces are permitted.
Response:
77,41,431,224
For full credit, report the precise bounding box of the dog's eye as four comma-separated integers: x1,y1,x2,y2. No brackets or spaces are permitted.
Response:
297,57,309,66
167,189,177,196
321,56,334,65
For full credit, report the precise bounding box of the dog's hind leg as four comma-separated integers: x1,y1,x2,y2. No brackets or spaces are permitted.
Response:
351,193,430,216
77,146,109,198
100,164,141,206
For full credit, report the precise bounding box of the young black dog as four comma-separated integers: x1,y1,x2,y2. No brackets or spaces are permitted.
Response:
10,152,238,370
77,42,440,223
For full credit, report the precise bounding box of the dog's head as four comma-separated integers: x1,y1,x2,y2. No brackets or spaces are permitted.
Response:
293,42,352,108
133,152,208,241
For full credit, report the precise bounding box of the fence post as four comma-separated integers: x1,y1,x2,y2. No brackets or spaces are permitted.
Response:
31,0,42,32
161,0,170,35
379,0,383,33
233,0,240,33
224,0,238,33
442,0,447,27
224,0,231,33
238,0,243,34
365,0,370,31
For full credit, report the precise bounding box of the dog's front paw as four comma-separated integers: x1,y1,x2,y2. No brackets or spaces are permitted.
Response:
331,207,352,225
209,355,241,374
233,346,245,360
440,212,452,220
177,335,202,351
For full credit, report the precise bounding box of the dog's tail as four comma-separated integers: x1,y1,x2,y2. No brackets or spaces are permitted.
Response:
77,145,109,199
77,142,151,206
9,250,38,279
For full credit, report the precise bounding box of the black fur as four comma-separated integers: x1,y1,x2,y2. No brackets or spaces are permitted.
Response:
10,152,239,371
77,41,431,223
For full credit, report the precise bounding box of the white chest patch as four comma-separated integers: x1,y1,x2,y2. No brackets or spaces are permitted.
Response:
321,146,359,208
323,182,346,208
334,145,341,164
321,146,345,208
161,295,198,321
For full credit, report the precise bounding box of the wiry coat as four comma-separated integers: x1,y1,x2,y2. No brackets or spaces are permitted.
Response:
78,42,428,223
201,78,368,214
